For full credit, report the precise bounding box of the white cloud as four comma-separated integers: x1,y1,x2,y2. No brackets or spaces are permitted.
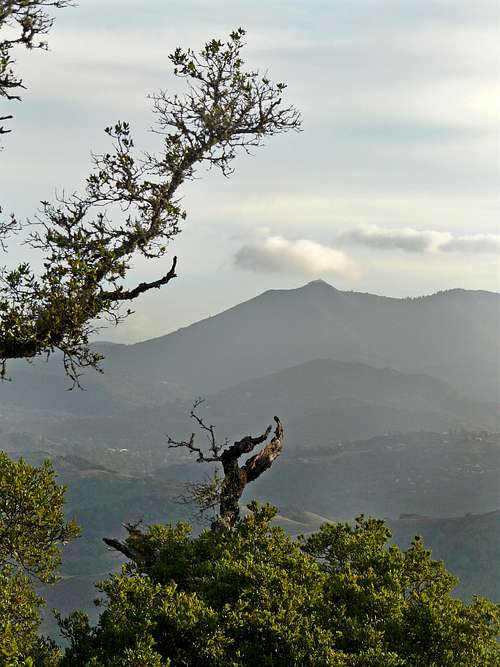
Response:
441,233,500,253
338,225,500,254
234,235,357,278
338,226,449,253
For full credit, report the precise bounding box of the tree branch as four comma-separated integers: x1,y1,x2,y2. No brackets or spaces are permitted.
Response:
221,425,272,461
103,521,147,561
243,417,284,482
188,398,221,458
101,256,177,301
167,432,219,463
1,29,300,384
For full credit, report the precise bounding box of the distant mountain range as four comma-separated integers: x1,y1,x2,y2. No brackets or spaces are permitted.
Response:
1,281,499,474
1,282,499,418
102,281,499,402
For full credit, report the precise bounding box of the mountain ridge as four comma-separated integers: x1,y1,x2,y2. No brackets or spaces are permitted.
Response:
97,282,500,349
103,281,500,401
14,358,498,465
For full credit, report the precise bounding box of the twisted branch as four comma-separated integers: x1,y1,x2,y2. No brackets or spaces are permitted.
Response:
167,402,284,530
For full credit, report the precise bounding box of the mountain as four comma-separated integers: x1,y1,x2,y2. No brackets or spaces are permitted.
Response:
207,359,500,440
108,282,500,402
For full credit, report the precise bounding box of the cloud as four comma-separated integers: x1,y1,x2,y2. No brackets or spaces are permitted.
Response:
338,225,500,254
337,226,449,253
234,235,357,278
441,233,500,253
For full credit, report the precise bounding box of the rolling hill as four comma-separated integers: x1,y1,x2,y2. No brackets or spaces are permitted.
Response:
12,359,499,469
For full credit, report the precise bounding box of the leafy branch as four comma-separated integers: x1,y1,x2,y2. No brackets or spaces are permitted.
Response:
0,29,301,384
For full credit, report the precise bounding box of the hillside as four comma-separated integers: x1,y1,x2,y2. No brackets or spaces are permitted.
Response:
11,360,499,469
162,430,500,520
389,511,500,601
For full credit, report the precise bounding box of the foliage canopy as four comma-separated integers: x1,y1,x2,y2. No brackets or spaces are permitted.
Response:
60,504,499,666
0,0,73,134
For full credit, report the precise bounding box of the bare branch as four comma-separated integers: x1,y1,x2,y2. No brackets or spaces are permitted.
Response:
0,115,13,135
243,416,284,482
166,403,284,531
167,401,222,462
221,425,272,460
167,431,219,463
101,256,178,301
103,521,147,561
188,398,221,458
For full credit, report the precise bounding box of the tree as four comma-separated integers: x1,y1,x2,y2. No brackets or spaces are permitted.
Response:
167,401,284,530
1,0,73,136
0,452,78,664
59,506,500,666
0,26,301,383
103,401,284,566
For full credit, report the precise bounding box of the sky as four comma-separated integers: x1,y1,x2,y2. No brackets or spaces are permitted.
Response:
1,0,499,342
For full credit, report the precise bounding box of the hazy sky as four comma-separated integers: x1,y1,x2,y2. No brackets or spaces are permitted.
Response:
2,0,499,342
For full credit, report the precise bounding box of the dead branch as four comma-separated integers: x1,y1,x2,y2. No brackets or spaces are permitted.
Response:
104,404,284,562
101,256,177,301
244,416,284,482
168,403,284,530
103,521,147,562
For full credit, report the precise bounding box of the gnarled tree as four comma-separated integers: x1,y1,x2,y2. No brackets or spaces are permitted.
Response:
167,401,284,530
1,27,301,383
103,402,284,561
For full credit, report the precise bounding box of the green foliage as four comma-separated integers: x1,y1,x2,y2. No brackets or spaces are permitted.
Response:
0,452,78,664
0,452,79,581
59,504,499,666
0,569,40,664
303,517,499,665
0,569,61,665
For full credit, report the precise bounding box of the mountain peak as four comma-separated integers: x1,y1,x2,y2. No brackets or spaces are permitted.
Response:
301,279,337,290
